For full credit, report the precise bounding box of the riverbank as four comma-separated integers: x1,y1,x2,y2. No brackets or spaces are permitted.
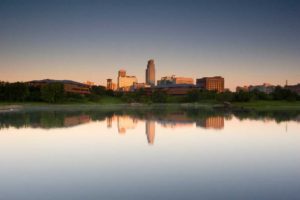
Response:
232,100,300,111
1,100,300,112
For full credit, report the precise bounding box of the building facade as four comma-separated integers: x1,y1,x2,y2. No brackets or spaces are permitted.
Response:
28,79,91,95
236,86,249,92
130,82,151,91
236,83,276,94
146,59,155,86
117,70,137,91
249,83,275,94
196,76,224,92
157,75,194,86
106,79,117,91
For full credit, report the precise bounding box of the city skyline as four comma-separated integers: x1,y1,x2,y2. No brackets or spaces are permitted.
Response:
1,0,300,90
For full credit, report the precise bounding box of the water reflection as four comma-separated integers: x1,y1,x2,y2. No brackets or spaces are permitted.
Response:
146,120,155,145
0,106,300,200
196,116,225,129
1,106,299,145
106,114,226,144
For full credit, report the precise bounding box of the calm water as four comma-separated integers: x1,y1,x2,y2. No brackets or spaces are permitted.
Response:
0,105,299,200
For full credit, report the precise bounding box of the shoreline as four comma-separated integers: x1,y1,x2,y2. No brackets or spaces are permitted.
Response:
1,101,300,112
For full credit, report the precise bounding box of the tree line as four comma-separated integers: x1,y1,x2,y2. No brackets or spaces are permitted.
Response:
0,81,299,103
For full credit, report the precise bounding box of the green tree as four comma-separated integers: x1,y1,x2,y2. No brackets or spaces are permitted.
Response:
41,83,65,103
186,89,200,102
151,91,167,103
272,86,298,101
91,86,106,96
27,86,42,101
4,82,29,101
216,91,234,102
234,91,254,102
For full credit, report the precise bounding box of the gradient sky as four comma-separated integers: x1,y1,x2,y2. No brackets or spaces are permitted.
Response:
0,0,299,90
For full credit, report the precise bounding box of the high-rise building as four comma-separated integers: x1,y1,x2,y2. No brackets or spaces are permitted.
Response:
146,59,155,86
117,70,137,91
196,76,224,92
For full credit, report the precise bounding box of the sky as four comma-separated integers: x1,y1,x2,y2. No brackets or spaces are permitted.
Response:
0,0,299,90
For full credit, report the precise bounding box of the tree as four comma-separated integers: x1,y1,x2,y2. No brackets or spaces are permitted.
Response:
216,91,234,102
41,83,65,103
27,86,42,101
186,89,200,102
151,91,167,103
272,86,298,101
234,91,254,102
91,86,106,96
1,82,30,101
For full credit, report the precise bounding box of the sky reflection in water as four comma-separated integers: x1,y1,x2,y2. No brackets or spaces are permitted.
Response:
0,107,299,200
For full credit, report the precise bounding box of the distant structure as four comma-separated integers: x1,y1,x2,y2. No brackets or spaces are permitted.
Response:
84,81,94,86
236,83,275,94
118,70,126,77
131,82,151,91
106,79,117,91
146,59,155,86
196,76,224,93
157,75,194,87
117,70,137,91
235,85,249,92
285,83,300,95
28,79,91,94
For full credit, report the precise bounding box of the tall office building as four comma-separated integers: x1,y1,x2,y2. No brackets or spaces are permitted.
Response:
146,59,155,86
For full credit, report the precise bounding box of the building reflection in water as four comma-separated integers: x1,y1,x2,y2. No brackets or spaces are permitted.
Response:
196,116,225,130
106,113,225,145
159,112,194,128
106,116,113,128
146,121,155,145
106,115,137,133
117,116,138,134
64,115,91,127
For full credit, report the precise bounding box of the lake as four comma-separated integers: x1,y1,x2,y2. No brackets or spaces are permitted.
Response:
0,105,299,200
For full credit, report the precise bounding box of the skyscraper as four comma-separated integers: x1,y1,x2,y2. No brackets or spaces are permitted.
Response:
146,59,155,86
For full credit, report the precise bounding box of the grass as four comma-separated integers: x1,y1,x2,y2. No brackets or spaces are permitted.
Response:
233,100,300,110
98,96,123,104
1,99,300,112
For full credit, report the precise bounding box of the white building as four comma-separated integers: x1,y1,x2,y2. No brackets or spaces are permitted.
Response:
117,70,137,91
